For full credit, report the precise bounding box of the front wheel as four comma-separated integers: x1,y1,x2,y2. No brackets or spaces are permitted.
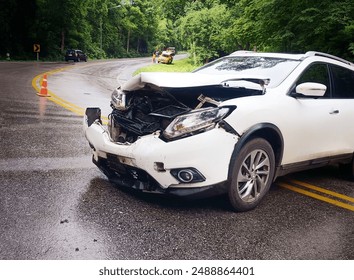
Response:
228,138,275,212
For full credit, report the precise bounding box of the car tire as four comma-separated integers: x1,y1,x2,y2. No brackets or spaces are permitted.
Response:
228,138,275,212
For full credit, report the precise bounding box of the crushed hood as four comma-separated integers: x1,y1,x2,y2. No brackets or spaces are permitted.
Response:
122,72,269,92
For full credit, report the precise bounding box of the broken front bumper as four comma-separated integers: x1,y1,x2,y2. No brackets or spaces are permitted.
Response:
84,108,238,198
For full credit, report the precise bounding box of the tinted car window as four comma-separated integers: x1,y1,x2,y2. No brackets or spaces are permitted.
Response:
194,56,301,87
296,63,330,97
330,65,354,99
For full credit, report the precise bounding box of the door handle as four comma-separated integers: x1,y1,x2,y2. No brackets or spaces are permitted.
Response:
329,110,339,114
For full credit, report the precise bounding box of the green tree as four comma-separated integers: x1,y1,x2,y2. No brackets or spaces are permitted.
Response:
0,0,37,59
1,0,353,61
227,0,354,58
34,0,91,59
177,3,231,64
97,0,159,57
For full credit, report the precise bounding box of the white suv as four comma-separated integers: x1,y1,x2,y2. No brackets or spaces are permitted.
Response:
84,51,354,211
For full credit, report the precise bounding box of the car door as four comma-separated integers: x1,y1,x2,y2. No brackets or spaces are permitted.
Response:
282,62,343,164
328,64,354,154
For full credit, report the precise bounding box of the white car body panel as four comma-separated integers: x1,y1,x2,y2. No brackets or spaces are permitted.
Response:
85,122,238,188
222,92,350,164
122,72,270,91
122,72,221,91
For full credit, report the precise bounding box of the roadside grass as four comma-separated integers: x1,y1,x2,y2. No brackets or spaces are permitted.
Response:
133,58,202,76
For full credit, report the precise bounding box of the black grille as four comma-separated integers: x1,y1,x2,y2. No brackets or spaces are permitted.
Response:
106,154,149,182
106,154,127,174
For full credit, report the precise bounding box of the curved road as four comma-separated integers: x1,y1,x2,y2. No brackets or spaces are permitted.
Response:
0,58,353,260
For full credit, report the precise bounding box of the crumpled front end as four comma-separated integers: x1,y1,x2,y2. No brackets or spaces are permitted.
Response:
83,72,266,198
84,108,238,198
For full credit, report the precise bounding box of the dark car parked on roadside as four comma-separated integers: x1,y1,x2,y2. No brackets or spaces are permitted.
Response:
65,49,87,62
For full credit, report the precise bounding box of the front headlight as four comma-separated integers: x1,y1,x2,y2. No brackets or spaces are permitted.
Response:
163,107,230,140
111,88,126,110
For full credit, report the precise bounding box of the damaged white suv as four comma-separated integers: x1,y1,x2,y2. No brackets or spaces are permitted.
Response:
84,51,354,211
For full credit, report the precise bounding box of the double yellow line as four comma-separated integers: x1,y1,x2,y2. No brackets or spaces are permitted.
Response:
32,67,108,123
277,179,354,211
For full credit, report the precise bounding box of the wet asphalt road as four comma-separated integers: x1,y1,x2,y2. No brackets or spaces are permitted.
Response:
0,59,353,260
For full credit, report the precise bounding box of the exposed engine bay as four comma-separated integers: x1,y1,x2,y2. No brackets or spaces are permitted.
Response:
108,82,264,144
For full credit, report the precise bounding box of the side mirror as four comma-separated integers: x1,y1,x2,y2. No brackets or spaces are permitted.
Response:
295,82,327,97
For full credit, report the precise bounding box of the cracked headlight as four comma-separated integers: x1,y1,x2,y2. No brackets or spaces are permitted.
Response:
163,107,230,139
111,88,126,110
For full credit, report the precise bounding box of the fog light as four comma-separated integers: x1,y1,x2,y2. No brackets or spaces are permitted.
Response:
170,168,205,184
178,170,193,183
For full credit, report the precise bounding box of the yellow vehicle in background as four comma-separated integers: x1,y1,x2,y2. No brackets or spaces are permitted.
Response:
158,51,174,64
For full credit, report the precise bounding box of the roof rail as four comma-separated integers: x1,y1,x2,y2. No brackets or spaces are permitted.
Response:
305,51,354,66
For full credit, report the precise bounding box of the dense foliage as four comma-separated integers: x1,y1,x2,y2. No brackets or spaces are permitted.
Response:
1,0,353,62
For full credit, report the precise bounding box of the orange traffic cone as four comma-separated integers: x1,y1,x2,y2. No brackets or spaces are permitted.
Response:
37,74,50,97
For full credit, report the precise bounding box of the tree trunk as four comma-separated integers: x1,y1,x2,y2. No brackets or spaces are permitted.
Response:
126,29,130,53
61,30,65,52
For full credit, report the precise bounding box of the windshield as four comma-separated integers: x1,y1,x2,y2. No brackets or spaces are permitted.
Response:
194,56,301,87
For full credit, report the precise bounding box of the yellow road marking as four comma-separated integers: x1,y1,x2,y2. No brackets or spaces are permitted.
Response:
288,179,354,203
32,68,108,124
277,181,354,212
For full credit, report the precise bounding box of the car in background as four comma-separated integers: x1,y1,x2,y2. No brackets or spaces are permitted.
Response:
167,47,176,55
65,49,87,62
84,51,354,212
158,51,173,64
